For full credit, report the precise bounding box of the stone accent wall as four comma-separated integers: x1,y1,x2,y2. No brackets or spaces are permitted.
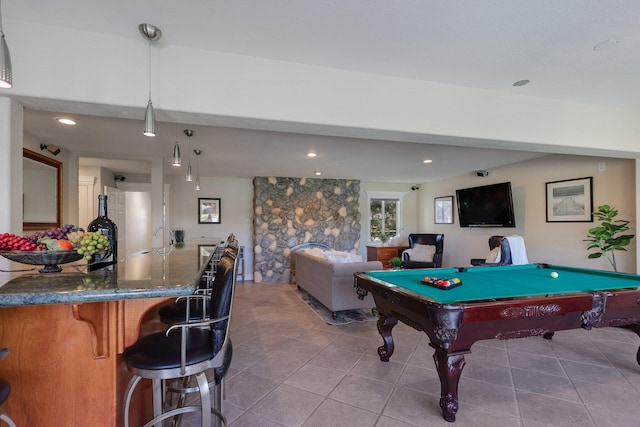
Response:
253,177,361,283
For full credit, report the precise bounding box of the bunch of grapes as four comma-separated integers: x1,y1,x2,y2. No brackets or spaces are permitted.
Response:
66,231,85,247
0,233,40,251
25,224,84,244
75,231,110,261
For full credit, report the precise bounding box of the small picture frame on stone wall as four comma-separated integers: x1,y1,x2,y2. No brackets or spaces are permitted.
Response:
198,198,221,224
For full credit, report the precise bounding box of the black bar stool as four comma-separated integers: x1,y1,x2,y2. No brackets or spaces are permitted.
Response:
123,252,237,427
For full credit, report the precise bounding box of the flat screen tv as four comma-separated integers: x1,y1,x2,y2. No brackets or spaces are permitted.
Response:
456,182,516,227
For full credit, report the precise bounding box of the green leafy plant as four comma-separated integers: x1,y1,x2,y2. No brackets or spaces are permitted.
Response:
389,256,402,268
584,205,635,272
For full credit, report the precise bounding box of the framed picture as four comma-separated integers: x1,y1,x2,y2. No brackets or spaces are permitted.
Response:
434,196,454,224
198,198,221,224
545,177,593,222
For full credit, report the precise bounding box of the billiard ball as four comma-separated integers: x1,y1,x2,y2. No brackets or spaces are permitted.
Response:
550,271,559,279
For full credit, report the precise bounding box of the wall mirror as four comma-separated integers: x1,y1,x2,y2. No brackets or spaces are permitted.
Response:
23,148,62,230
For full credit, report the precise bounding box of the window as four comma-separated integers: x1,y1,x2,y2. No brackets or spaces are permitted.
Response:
366,191,405,242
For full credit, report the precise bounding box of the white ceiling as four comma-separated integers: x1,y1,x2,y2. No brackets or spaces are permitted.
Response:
8,0,640,182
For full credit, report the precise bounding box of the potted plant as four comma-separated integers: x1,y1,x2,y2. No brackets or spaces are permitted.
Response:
389,256,402,269
584,204,635,272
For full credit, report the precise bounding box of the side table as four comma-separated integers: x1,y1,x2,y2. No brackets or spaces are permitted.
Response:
366,245,409,269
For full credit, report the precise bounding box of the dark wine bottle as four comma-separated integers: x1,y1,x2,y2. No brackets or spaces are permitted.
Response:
87,194,118,269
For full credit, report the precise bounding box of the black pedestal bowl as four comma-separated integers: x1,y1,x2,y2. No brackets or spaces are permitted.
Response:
0,250,83,273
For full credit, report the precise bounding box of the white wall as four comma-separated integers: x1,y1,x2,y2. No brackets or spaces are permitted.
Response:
419,155,636,273
125,191,152,255
166,175,254,280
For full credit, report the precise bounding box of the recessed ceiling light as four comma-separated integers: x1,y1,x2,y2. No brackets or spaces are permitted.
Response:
512,80,530,87
55,117,76,125
306,152,317,157
314,171,322,176
423,159,433,164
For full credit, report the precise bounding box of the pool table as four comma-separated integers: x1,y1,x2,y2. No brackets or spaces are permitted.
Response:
354,264,640,422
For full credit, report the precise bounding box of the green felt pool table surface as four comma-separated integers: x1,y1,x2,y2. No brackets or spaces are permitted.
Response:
365,264,640,304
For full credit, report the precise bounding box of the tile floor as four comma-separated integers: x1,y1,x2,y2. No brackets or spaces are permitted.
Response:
183,281,640,427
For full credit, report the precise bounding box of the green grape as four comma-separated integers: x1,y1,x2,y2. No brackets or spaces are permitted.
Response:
74,231,111,260
67,231,85,246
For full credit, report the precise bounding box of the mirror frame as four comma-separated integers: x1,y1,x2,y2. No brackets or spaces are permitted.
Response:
23,148,62,231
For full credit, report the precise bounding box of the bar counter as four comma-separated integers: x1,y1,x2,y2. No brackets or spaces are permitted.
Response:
0,242,217,427
0,242,213,306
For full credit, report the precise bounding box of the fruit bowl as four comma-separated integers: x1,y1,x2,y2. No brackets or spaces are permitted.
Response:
0,250,83,273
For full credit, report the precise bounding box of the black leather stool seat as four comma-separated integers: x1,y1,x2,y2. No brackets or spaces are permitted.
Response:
123,329,232,383
0,379,10,405
124,328,213,370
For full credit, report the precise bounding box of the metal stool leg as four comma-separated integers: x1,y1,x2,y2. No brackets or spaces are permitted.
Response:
0,414,16,427
170,376,191,427
213,380,224,427
123,375,143,427
194,372,211,427
152,379,163,427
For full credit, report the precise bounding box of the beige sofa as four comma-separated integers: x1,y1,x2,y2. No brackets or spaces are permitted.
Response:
294,250,382,316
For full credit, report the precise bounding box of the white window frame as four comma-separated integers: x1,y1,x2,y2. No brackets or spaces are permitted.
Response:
365,191,406,243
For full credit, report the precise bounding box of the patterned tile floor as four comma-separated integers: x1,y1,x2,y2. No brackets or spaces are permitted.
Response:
177,281,640,427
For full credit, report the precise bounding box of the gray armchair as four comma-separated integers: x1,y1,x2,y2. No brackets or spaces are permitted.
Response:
401,233,444,269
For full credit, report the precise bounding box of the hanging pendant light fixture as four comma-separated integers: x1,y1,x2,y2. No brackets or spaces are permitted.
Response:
0,0,12,89
186,161,193,181
184,129,194,181
139,23,162,137
172,124,181,166
194,149,202,191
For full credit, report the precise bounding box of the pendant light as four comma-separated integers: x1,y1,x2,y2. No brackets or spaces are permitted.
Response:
194,149,202,191
172,124,181,166
139,23,161,137
184,129,194,181
0,0,12,89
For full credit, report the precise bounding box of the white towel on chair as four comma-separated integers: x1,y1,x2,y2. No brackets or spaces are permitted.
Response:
506,235,529,265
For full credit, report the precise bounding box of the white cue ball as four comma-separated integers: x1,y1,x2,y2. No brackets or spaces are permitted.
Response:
550,271,559,279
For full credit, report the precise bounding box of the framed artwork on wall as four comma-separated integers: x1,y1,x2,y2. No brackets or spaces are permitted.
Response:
198,198,221,224
434,196,454,224
545,177,593,222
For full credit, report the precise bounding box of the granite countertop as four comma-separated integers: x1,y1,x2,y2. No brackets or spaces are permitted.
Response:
0,242,219,307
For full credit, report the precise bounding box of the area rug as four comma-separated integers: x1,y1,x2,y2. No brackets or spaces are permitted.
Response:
295,288,377,325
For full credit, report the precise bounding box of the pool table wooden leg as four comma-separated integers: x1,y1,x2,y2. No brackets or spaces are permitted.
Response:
376,314,398,362
623,323,640,366
432,348,467,423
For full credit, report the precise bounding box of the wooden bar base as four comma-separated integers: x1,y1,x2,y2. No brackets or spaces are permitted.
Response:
0,298,168,427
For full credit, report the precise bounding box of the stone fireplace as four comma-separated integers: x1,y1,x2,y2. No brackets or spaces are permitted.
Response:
253,176,361,283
